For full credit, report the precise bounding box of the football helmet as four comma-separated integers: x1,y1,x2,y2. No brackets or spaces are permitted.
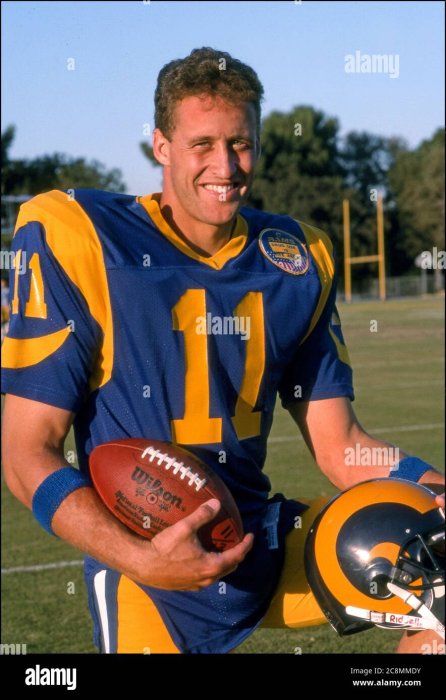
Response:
304,478,445,638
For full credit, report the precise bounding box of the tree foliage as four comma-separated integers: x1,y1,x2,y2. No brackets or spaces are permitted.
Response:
248,107,345,248
388,129,444,257
1,125,126,196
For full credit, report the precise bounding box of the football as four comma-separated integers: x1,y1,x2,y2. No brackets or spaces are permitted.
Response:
89,438,244,552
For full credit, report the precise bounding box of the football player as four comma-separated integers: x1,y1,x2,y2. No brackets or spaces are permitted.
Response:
2,47,444,654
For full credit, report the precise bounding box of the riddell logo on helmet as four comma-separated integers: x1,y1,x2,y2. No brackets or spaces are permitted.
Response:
389,615,404,624
388,615,423,628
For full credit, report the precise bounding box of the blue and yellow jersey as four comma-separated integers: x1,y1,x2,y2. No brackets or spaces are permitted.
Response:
1,189,353,652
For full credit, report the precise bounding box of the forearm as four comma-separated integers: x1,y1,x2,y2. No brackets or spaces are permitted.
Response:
289,398,444,493
4,448,253,592
3,397,149,582
417,469,445,493
334,461,443,493
323,429,405,490
323,428,443,492
51,483,150,581
4,449,150,584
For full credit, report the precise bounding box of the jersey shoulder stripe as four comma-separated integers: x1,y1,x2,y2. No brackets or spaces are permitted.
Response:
11,189,113,390
294,219,335,345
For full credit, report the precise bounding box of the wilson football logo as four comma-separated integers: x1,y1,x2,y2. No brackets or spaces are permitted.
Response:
131,465,185,509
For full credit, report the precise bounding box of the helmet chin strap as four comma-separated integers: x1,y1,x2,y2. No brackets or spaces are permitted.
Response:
345,581,445,640
386,582,445,640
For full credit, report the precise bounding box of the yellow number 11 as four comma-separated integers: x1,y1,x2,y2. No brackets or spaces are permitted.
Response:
171,289,265,444
11,250,47,318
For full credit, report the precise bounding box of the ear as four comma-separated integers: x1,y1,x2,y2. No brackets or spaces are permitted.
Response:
255,137,261,160
152,128,171,166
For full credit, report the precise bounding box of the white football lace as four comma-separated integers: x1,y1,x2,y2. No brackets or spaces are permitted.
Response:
140,446,207,492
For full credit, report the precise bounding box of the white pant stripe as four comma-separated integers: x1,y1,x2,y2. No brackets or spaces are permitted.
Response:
93,570,111,654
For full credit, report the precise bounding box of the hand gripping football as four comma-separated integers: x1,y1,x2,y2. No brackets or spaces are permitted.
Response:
89,438,244,552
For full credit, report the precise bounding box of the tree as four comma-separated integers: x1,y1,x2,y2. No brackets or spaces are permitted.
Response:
1,125,15,166
1,125,126,196
340,131,405,194
247,106,347,251
389,129,445,287
337,132,408,278
140,142,158,169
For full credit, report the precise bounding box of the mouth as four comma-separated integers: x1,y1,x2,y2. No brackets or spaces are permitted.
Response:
199,182,242,201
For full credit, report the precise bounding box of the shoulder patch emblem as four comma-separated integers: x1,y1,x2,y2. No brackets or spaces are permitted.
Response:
258,229,309,275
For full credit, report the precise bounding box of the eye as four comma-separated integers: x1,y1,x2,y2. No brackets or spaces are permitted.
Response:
232,140,251,150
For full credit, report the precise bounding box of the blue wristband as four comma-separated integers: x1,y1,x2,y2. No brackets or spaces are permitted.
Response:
390,456,434,483
32,467,92,536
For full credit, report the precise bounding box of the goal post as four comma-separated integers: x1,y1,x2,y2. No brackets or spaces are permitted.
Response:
343,194,386,303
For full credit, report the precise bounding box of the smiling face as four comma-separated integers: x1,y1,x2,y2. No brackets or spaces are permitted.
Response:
153,94,260,238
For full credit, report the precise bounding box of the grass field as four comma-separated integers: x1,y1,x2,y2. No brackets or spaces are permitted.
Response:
1,297,444,654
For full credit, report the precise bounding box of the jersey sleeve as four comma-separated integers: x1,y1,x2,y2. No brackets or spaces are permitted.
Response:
1,192,108,412
278,254,354,407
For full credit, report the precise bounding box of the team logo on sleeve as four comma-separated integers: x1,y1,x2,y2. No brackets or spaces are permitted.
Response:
258,229,309,275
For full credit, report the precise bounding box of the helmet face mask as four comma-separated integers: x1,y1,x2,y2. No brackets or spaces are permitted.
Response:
406,526,444,570
390,520,445,590
304,479,445,638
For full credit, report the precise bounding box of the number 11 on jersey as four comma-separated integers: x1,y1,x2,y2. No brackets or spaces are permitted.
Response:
171,289,265,445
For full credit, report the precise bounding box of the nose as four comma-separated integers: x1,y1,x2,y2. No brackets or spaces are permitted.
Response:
210,142,238,180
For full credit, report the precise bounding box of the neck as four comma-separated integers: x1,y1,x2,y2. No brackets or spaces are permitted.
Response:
159,200,236,258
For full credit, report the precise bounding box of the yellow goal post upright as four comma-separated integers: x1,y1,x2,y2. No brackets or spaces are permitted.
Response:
343,194,386,303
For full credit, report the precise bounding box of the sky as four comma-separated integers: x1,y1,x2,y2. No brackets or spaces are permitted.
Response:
2,0,445,195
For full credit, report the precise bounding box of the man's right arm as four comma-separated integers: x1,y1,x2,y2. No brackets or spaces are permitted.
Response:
2,395,253,591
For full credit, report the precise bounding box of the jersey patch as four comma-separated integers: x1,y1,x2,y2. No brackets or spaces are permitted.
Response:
258,229,309,275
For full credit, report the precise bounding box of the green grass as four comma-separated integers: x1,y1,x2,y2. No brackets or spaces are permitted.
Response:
1,297,444,654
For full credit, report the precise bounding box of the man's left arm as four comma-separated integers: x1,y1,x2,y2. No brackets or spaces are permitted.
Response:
289,396,444,497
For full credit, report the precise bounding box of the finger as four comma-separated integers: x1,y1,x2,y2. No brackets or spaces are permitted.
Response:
217,532,254,567
235,532,254,557
181,498,222,533
193,534,255,584
201,534,254,580
435,494,445,507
